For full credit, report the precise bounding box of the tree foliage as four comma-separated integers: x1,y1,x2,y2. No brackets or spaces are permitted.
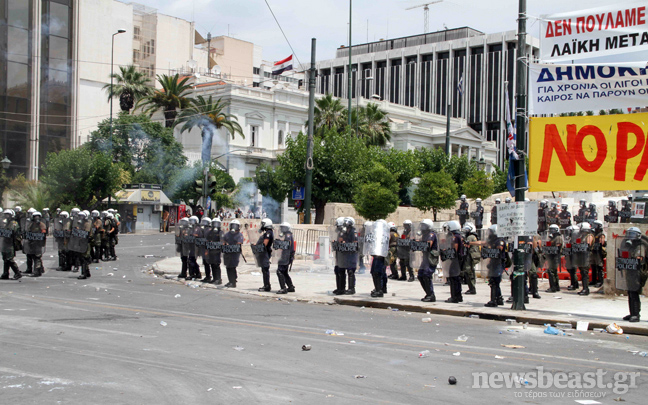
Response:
353,163,399,220
40,148,124,209
135,74,194,128
87,113,187,190
103,65,153,113
462,170,495,200
412,171,458,221
167,161,235,210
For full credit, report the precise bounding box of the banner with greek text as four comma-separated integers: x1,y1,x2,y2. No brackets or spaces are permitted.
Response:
528,113,648,192
529,63,648,115
540,2,648,62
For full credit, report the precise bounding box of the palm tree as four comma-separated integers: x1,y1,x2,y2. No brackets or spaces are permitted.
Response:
135,74,194,128
102,65,152,113
176,95,244,166
359,103,391,147
313,93,346,135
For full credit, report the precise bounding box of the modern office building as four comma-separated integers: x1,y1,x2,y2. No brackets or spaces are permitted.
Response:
315,28,540,166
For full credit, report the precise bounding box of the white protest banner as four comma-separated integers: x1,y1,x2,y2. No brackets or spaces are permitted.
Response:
496,201,538,238
529,62,648,114
540,2,648,62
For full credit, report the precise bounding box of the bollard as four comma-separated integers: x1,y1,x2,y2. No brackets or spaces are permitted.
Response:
511,248,526,310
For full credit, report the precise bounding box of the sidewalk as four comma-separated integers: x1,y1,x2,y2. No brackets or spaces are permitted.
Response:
152,256,648,336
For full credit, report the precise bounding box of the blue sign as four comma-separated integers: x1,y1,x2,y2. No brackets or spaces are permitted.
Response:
292,187,305,201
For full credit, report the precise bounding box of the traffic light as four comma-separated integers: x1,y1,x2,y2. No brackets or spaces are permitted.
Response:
194,179,204,195
207,175,217,196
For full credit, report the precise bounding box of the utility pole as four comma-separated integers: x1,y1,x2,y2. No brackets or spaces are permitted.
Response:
444,62,451,156
347,0,353,126
514,0,527,203
207,32,212,72
304,38,316,224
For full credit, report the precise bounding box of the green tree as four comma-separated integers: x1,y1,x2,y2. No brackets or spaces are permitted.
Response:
312,94,346,136
491,163,509,194
277,129,371,223
414,147,449,174
447,155,478,196
353,163,399,220
412,171,457,221
462,170,494,200
12,181,52,211
167,161,235,210
87,113,187,189
135,74,194,128
41,148,124,209
357,103,391,146
380,149,420,205
103,65,153,113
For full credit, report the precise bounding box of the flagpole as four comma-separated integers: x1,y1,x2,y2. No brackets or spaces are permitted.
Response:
514,0,527,203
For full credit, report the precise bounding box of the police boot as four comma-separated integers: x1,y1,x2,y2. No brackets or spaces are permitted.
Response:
545,273,556,293
399,265,407,281
624,296,634,321
345,270,356,295
178,257,188,279
408,269,415,282
224,268,237,288
465,274,476,294
419,275,435,302
529,277,541,299
496,296,504,306
485,286,498,307
567,269,579,290
24,257,32,274
1,261,9,279
578,269,589,295
110,246,117,260
333,268,345,295
370,272,383,297
201,264,212,283
446,278,459,303
77,264,89,280
388,263,399,280
276,269,287,291
594,266,604,288
629,294,641,322
211,265,222,285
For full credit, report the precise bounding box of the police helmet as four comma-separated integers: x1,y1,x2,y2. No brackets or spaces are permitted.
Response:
495,198,501,204
60,211,69,219
475,198,482,205
460,195,467,201
200,217,211,227
280,222,292,233
261,218,273,230
505,197,511,203
230,219,241,231
344,217,355,227
627,227,642,240
211,218,221,229
549,224,560,234
447,220,461,233
420,219,434,231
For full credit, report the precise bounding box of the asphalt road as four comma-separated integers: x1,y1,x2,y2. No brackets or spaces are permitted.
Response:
1,233,647,404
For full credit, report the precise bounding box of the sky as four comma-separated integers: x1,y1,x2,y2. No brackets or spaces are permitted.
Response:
130,0,617,66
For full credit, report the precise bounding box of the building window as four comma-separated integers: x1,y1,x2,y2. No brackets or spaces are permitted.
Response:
253,82,260,87
134,26,141,40
253,67,260,74
250,125,258,147
278,130,283,146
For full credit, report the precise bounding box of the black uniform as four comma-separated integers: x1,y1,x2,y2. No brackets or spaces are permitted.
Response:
457,201,469,227
472,205,484,230
558,210,572,230
491,205,498,225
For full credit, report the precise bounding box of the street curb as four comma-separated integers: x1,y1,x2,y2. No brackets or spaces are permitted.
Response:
150,264,648,337
332,298,648,337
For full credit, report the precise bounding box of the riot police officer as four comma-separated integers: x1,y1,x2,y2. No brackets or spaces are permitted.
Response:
461,222,480,295
90,210,102,263
620,199,632,223
575,199,588,223
618,227,646,323
544,224,563,293
256,218,275,292
397,220,415,282
472,198,484,230
203,218,223,284
491,198,500,225
587,203,598,226
223,219,244,288
605,200,619,224
564,225,580,291
538,200,548,234
413,219,438,302
576,222,594,296
387,222,400,280
558,203,572,230
590,220,606,288
274,222,295,294
546,202,559,227
443,221,464,303
482,225,506,307
457,195,469,227
24,211,47,277
0,209,22,280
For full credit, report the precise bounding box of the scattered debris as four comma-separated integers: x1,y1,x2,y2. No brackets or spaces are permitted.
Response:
606,323,624,335
174,294,181,298
455,335,468,342
544,325,560,335
159,321,167,326
207,388,213,392
107,273,114,276
422,318,432,323
469,314,480,319
354,375,366,379
613,397,626,402
232,386,242,389
349,340,356,344
494,355,504,359
233,346,245,351
302,345,311,351
448,376,457,385
501,344,525,349
506,319,516,325
419,350,430,358
452,352,461,356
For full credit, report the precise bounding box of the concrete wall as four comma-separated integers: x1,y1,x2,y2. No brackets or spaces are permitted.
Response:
604,223,648,296
214,36,254,85
155,14,194,83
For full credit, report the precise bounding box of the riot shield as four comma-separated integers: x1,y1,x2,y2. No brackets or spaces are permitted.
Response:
247,227,271,268
174,224,183,255
337,227,358,269
561,229,576,270
272,232,294,266
68,218,90,254
396,225,413,261
23,219,46,255
480,236,503,278
194,226,206,258
362,220,390,258
329,224,342,267
571,231,591,268
204,229,223,265
53,218,66,251
439,231,460,278
604,203,619,223
517,235,534,273
356,224,365,263
222,230,243,268
615,237,644,292
543,232,563,269
181,225,196,257
0,218,13,254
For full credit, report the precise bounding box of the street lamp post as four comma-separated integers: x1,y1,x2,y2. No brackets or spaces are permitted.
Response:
110,29,126,152
355,73,373,135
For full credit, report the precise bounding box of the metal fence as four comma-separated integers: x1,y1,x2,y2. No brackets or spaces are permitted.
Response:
294,228,329,258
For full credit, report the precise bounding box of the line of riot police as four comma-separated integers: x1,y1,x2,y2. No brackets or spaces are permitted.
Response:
174,217,296,294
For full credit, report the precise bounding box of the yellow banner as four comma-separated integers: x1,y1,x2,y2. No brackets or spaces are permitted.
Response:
529,113,648,192
141,190,160,202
